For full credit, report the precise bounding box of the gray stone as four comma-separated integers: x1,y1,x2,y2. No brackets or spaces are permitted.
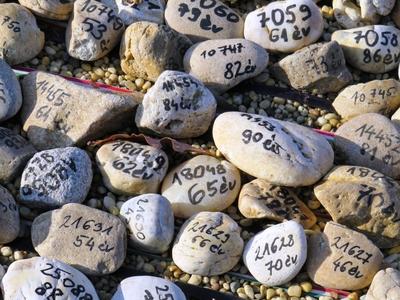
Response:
334,113,400,179
165,0,244,42
120,194,174,253
0,185,19,244
272,41,352,94
0,59,22,122
18,0,74,20
120,21,192,81
31,203,127,275
244,0,323,53
96,141,168,195
0,3,44,65
0,127,36,183
21,71,140,150
112,276,186,300
366,268,400,300
1,257,99,300
20,147,92,208
172,211,243,276
66,0,125,61
314,165,400,248
183,39,268,94
135,70,217,138
213,112,334,187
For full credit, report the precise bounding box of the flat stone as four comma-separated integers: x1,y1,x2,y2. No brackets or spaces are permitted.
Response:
165,0,244,42
1,257,99,300
307,222,383,290
366,268,400,300
314,165,400,248
183,38,268,94
135,70,217,138
21,71,140,150
0,3,44,65
244,0,323,53
96,141,168,195
18,0,74,20
334,113,400,179
331,25,400,73
31,203,127,275
333,79,400,120
101,0,165,25
162,155,241,218
0,59,22,122
120,194,174,253
172,211,243,276
120,21,192,81
112,276,186,300
271,41,352,94
238,179,317,229
66,0,125,61
243,221,307,286
0,185,19,244
212,112,334,187
20,147,92,208
0,127,36,183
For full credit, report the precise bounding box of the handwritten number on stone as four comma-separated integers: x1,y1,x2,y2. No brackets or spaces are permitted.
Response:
82,17,107,40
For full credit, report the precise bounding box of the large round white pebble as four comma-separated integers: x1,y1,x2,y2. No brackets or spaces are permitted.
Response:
120,194,174,253
243,221,307,286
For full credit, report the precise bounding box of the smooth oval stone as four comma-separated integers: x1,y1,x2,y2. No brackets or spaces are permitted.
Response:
112,276,186,300
172,211,243,276
161,155,241,218
0,185,19,244
135,70,217,138
0,3,44,65
120,194,174,253
307,222,383,290
101,0,165,25
271,41,352,94
366,268,400,300
0,127,36,183
31,203,127,275
120,21,192,81
21,71,140,150
20,147,93,208
2,257,99,300
333,0,380,29
244,0,323,53
315,165,400,248
334,113,400,179
332,25,400,73
18,0,74,20
66,0,125,61
183,39,268,94
238,179,316,229
243,221,307,286
333,79,400,120
0,59,22,122
165,0,244,42
96,141,168,195
213,112,334,187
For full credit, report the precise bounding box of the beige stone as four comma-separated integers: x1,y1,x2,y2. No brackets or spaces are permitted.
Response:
18,0,74,20
333,0,380,29
366,268,400,300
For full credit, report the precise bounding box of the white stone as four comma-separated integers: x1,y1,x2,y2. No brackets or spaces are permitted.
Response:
172,212,243,276
1,257,99,300
212,112,334,187
366,268,400,300
96,141,168,195
165,0,244,42
112,276,186,300
162,155,241,218
18,0,74,20
20,147,93,208
0,59,22,122
120,194,174,253
0,185,19,244
332,25,400,73
183,39,269,94
135,71,217,138
244,0,323,53
333,0,379,29
243,221,307,286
